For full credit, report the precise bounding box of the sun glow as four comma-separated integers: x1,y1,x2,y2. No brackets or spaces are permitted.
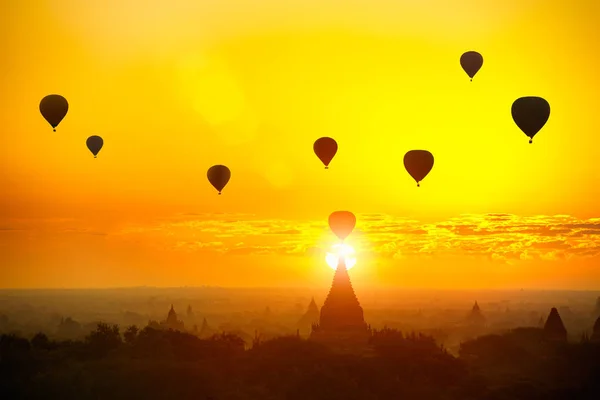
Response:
326,244,357,270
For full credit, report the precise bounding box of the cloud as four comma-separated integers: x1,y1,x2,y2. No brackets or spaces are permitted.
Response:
2,213,598,263
0,227,23,232
59,228,108,236
0,219,110,237
112,213,600,262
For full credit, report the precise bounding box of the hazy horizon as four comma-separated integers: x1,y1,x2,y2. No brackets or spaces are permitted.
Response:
2,285,600,292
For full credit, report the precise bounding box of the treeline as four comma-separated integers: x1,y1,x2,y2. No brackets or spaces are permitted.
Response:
1,324,599,399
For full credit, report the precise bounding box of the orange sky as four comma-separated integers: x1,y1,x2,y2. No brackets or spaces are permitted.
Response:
1,0,599,289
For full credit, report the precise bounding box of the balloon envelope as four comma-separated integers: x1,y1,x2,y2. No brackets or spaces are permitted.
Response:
511,97,550,143
328,211,356,241
460,51,483,80
207,165,231,194
313,137,338,168
86,135,104,157
39,95,68,131
404,150,434,187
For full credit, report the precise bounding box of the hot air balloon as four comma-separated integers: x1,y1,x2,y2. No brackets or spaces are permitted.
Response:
328,211,356,242
404,150,434,187
207,165,231,195
39,95,69,132
86,135,104,158
511,97,550,144
460,51,483,82
313,137,338,169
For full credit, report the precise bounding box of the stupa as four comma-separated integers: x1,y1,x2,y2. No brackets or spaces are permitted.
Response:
297,297,320,336
162,304,185,331
466,301,487,326
543,307,567,342
187,305,195,320
310,257,370,351
199,317,216,338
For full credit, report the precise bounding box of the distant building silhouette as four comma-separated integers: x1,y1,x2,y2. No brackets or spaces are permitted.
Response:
164,304,185,331
543,307,567,342
147,305,185,332
310,257,370,352
297,297,320,336
461,301,487,341
466,301,487,327
187,304,195,320
199,317,216,338
591,316,600,343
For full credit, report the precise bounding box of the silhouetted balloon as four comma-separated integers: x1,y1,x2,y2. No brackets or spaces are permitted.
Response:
207,165,231,195
328,211,356,242
460,51,483,81
86,135,103,158
39,95,68,132
404,150,434,187
313,137,338,169
511,97,550,144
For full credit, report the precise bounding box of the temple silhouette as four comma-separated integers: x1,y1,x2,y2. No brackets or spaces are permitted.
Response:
147,304,185,332
199,317,216,338
543,307,568,342
297,297,320,337
310,257,371,352
466,301,487,327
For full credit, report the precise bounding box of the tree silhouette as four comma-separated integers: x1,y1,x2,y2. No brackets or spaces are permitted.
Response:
85,322,122,357
123,325,139,345
0,325,599,399
30,332,53,351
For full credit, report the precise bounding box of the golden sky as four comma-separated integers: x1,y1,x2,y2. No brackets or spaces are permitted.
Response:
1,0,599,289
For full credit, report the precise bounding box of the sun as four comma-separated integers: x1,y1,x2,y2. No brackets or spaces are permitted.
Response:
326,243,357,270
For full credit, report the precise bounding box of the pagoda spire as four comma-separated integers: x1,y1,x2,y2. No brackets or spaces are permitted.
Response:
318,257,366,331
310,256,370,352
297,297,320,336
543,307,567,342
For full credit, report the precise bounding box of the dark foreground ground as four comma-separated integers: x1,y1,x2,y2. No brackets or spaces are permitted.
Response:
2,324,600,400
